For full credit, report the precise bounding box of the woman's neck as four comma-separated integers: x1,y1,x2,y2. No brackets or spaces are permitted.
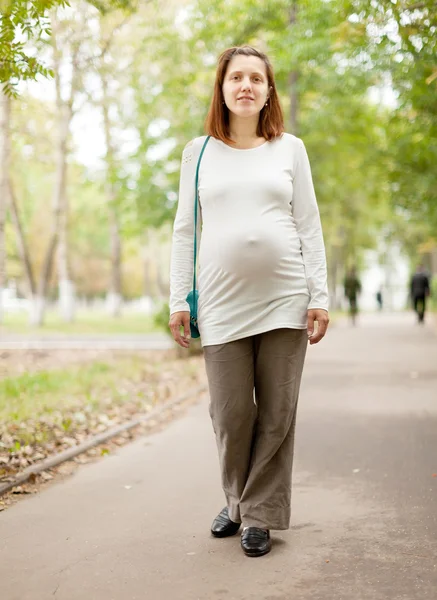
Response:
228,115,263,148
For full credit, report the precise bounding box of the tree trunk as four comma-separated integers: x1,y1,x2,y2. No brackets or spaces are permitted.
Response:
0,88,10,323
32,232,58,326
33,15,78,326
8,179,36,300
55,36,76,323
107,208,122,316
142,244,153,299
56,107,75,323
327,245,342,310
147,228,168,299
156,257,169,298
31,103,72,325
288,3,299,135
32,103,71,326
101,74,122,317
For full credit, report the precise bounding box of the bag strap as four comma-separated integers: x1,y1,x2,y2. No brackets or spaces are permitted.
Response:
192,135,211,306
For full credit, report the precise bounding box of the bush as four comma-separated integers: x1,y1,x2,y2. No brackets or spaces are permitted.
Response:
153,302,171,333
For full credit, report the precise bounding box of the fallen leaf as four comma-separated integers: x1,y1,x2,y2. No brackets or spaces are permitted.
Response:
12,486,32,494
0,351,206,506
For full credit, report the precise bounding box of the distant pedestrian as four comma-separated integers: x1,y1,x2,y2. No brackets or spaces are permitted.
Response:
410,264,430,324
376,290,383,311
344,267,361,325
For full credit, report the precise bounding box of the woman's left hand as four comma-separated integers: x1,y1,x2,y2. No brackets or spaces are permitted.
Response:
307,309,329,345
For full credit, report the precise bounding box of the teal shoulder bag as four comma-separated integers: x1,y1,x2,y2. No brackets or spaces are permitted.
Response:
186,135,210,339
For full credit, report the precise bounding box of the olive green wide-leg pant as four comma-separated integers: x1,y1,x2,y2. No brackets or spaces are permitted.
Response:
203,328,308,531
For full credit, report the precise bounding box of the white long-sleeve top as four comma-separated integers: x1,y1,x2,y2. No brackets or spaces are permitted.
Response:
170,133,328,347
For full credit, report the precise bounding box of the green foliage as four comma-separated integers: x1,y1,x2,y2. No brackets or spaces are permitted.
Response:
87,0,137,12
0,0,137,92
137,0,395,273
350,0,437,232
153,301,170,335
4,0,437,305
0,0,69,92
0,309,157,335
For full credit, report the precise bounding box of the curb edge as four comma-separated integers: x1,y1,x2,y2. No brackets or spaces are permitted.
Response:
0,384,208,498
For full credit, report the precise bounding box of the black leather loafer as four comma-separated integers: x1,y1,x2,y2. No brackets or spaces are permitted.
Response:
241,527,271,557
211,507,241,538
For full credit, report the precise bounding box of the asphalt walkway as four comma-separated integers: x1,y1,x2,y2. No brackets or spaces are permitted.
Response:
1,312,436,600
0,333,172,350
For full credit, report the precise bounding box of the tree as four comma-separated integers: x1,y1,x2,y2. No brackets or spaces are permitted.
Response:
0,0,67,94
128,0,395,301
31,7,84,324
0,0,136,91
349,0,437,261
4,0,434,318
0,87,10,321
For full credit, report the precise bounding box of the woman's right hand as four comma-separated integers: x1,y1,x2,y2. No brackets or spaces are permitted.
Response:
169,311,191,348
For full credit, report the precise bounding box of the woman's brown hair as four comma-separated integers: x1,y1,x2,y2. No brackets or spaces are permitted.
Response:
205,45,284,144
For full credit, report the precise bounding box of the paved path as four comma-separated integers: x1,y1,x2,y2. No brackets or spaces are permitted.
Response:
1,312,436,600
0,333,173,350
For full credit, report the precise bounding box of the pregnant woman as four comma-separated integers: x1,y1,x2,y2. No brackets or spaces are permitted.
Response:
169,45,329,557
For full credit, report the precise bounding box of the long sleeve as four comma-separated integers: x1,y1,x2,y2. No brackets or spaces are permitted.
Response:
292,139,329,311
169,139,202,315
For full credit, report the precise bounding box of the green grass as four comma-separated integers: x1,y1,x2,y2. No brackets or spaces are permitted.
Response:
0,309,159,336
0,306,345,336
0,357,153,422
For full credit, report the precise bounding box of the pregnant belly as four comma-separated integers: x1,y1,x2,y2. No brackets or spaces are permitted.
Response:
212,226,291,278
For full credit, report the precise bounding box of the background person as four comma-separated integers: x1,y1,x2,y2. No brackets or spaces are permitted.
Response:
344,267,361,325
376,290,383,311
410,264,430,324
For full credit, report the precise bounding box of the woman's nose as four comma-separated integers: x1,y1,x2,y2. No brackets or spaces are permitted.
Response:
241,78,252,91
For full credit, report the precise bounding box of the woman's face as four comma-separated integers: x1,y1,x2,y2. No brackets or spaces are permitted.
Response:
222,55,270,119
